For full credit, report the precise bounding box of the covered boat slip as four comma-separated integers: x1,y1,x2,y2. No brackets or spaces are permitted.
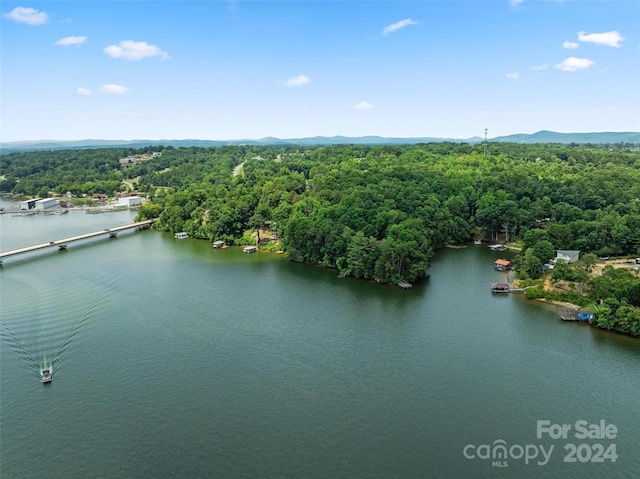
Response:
491,283,511,293
494,259,512,271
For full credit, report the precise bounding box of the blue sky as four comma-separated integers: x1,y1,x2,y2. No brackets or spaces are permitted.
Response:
2,1,638,142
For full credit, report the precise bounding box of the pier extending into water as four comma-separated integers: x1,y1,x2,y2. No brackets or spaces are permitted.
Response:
0,219,156,264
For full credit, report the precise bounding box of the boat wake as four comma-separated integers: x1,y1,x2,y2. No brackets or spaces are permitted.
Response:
0,271,116,379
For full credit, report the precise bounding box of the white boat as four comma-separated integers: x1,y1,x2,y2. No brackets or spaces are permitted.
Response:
174,232,189,239
474,240,482,245
41,369,52,383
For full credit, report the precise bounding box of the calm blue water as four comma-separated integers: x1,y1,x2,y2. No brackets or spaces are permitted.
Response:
1,199,639,478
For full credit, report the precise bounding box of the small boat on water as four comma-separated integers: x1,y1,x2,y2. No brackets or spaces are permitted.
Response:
175,232,189,239
474,239,482,245
41,369,52,383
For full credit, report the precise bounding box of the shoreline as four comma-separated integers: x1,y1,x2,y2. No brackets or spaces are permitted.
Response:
535,298,585,310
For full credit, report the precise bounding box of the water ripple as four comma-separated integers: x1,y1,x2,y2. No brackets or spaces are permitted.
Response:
0,271,116,377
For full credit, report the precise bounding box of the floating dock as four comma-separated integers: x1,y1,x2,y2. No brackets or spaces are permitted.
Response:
560,308,593,321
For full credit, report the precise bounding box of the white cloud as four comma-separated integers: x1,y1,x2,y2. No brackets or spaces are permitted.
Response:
578,31,624,48
563,41,579,49
554,57,594,72
283,75,311,87
382,19,419,36
76,87,92,96
353,101,373,111
531,64,548,71
104,40,170,60
56,36,87,47
506,72,520,80
509,0,523,6
3,6,48,25
99,84,129,94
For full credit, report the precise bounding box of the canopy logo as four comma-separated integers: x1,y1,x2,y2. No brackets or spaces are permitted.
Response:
463,419,618,468
463,440,553,467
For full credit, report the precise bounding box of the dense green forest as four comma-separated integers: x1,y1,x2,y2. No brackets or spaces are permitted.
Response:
2,142,639,335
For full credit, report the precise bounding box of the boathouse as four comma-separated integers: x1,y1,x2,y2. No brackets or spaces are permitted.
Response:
20,198,57,210
491,283,510,293
398,282,413,290
494,259,512,271
36,198,57,210
243,245,257,253
213,240,225,248
118,196,143,207
20,198,41,210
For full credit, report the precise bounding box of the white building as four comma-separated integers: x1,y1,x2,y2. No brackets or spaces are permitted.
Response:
36,198,57,210
20,198,57,210
118,196,143,207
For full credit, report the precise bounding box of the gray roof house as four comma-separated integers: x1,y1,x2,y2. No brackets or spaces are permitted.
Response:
556,250,580,264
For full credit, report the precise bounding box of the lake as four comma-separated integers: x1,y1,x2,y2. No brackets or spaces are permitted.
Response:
1,199,639,478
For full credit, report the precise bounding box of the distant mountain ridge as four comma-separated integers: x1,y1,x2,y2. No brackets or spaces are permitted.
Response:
491,130,640,144
2,131,639,152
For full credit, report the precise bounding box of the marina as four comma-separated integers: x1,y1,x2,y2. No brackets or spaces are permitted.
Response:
11,211,37,217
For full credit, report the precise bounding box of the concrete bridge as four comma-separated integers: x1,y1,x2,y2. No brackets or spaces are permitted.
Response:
0,219,156,264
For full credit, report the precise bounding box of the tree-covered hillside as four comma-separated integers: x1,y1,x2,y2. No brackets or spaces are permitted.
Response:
4,143,640,271
3,142,639,334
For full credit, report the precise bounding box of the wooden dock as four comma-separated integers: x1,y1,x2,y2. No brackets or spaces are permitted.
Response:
559,308,594,322
0,219,156,264
560,309,579,321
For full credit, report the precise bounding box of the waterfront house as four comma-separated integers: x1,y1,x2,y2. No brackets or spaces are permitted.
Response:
494,259,512,271
556,250,580,264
